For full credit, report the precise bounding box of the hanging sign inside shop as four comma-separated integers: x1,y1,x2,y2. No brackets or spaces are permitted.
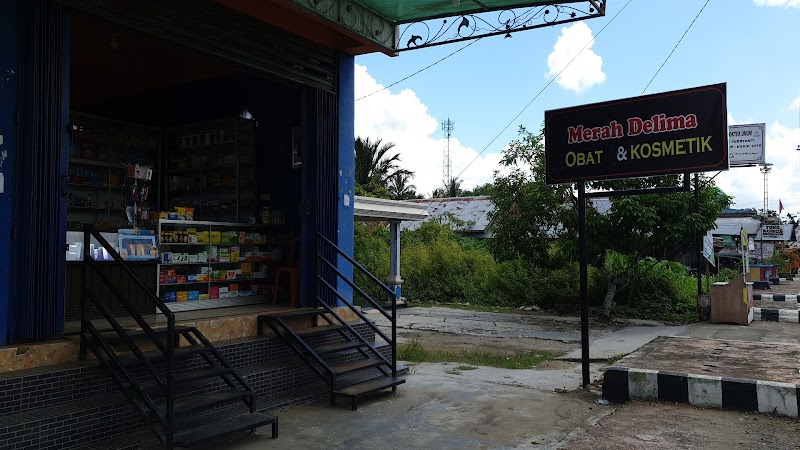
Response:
544,83,728,185
728,123,765,166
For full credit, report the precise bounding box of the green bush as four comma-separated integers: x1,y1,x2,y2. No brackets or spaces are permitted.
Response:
615,259,699,322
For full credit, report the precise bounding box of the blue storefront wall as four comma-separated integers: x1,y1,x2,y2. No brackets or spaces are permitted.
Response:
0,0,19,346
337,53,355,304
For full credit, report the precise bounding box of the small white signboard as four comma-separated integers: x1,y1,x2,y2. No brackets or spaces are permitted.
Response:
703,231,715,266
728,123,765,166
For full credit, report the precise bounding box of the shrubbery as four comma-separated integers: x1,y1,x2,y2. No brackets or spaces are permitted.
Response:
353,221,702,322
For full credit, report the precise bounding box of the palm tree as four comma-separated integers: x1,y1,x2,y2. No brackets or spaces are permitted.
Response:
433,177,463,198
355,137,413,188
387,172,417,200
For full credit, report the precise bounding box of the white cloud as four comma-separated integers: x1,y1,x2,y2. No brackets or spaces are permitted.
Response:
754,0,800,7
354,64,504,196
715,121,800,215
790,96,800,110
546,22,606,94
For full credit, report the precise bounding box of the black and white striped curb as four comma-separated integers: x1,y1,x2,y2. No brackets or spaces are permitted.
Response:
603,367,799,419
753,308,800,323
753,294,798,302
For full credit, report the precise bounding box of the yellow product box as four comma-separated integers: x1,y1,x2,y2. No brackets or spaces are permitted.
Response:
199,294,209,300
176,291,189,302
160,211,169,220
210,231,221,243
197,231,209,243
176,207,186,220
230,252,240,262
241,263,253,274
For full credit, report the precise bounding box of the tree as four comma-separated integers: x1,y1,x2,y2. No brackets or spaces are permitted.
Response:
432,177,464,198
490,126,731,317
463,182,494,197
355,137,414,198
387,172,418,200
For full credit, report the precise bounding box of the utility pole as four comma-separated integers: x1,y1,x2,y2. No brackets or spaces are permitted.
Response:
760,163,773,262
442,118,454,191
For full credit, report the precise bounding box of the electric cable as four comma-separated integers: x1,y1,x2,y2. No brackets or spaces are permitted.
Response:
399,0,636,227
356,38,484,101
640,0,712,95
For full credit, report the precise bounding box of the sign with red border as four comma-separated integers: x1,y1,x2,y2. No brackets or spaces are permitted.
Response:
544,83,728,185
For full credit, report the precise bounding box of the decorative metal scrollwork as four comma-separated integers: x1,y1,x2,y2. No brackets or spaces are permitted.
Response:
398,1,606,51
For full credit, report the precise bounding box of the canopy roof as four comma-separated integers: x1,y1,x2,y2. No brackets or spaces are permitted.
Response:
358,0,573,23
285,0,606,54
354,196,431,222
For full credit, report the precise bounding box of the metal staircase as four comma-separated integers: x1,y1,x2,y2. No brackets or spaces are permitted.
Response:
80,225,277,449
258,233,405,411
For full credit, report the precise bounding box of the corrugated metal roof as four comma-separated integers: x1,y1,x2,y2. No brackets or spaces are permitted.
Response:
712,217,761,235
401,196,494,233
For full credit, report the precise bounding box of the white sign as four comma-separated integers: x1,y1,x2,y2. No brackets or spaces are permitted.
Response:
703,231,715,266
728,123,765,166
760,224,785,240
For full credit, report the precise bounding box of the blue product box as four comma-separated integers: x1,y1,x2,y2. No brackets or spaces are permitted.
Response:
188,291,200,301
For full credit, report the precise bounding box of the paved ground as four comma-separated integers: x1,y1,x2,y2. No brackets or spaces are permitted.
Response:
199,306,800,449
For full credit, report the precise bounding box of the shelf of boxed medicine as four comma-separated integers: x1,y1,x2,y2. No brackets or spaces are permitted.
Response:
156,219,277,303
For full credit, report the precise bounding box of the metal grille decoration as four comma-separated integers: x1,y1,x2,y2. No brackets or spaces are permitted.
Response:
398,1,606,51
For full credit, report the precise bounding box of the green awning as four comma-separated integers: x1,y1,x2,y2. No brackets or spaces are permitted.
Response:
290,0,606,54
359,0,573,24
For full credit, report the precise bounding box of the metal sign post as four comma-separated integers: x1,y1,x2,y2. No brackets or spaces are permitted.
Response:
545,83,728,388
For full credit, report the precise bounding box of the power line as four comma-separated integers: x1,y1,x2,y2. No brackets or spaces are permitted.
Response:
356,38,483,102
396,0,636,229
640,0,712,95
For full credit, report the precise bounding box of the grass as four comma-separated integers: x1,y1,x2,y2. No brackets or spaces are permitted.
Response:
607,354,626,365
398,339,552,370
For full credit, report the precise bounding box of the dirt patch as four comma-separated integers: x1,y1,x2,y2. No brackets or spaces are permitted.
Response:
568,401,800,450
397,329,579,357
617,336,800,384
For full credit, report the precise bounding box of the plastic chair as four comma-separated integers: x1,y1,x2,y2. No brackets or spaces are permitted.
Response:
272,238,301,307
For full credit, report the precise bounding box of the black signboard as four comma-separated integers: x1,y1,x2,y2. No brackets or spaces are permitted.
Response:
544,83,728,185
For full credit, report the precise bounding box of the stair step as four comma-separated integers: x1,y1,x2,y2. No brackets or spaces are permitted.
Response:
335,376,406,397
332,358,385,376
117,344,212,366
292,324,346,337
260,308,324,319
165,388,252,418
313,340,368,355
174,413,278,447
139,366,232,393
92,326,194,343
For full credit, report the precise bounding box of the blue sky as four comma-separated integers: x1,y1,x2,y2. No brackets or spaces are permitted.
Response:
354,0,800,214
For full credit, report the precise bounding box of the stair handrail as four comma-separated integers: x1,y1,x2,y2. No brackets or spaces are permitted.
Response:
312,295,393,370
315,232,398,381
81,223,176,448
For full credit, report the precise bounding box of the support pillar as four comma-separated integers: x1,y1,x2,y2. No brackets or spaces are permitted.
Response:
0,0,19,345
336,52,355,305
387,220,402,301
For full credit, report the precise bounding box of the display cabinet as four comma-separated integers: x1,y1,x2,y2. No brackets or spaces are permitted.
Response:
165,117,256,223
67,113,160,232
156,220,279,311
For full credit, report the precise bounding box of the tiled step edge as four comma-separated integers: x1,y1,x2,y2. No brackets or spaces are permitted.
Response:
752,294,799,302
753,308,800,323
603,367,800,419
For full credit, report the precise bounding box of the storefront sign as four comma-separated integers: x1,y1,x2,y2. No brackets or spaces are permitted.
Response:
728,123,765,166
760,224,784,240
544,83,728,185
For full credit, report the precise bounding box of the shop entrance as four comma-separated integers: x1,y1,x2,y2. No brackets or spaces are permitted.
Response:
64,13,311,317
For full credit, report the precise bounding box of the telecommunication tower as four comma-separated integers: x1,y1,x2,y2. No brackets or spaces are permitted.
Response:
442,118,455,187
